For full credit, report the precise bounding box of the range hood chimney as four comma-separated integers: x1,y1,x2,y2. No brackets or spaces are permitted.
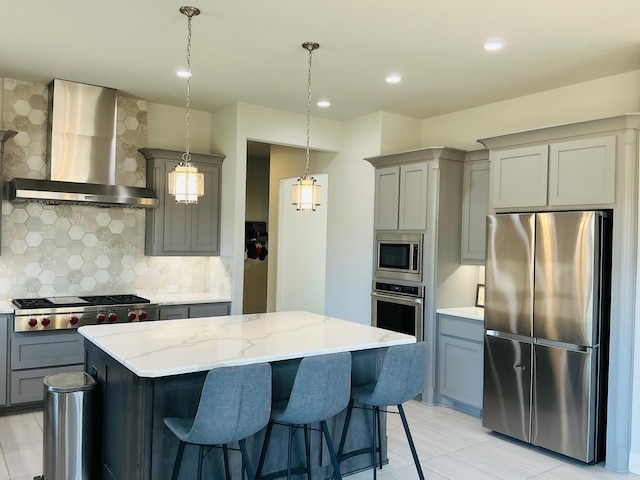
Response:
8,79,158,208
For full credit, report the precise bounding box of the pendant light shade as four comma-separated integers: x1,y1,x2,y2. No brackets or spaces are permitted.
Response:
292,176,322,211
168,163,204,203
170,6,205,205
292,42,322,212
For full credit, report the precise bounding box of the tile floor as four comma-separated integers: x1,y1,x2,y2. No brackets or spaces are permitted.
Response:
0,401,638,479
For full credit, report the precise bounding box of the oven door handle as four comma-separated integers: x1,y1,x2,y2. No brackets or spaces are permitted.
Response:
371,292,423,305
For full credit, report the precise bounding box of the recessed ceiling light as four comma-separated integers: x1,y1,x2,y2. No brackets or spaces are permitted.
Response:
385,74,402,84
176,69,192,78
317,100,331,108
483,41,504,52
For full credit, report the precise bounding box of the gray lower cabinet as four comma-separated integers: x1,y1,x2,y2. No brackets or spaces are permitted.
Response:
141,148,225,256
159,302,231,320
0,316,9,406
437,314,484,416
9,330,84,405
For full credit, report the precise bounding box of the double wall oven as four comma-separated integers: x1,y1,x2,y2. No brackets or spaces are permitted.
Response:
372,232,424,340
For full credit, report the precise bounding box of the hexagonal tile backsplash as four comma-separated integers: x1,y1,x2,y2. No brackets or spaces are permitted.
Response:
0,78,231,300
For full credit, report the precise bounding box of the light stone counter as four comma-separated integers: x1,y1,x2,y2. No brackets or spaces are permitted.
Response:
79,310,414,378
0,301,13,314
146,292,231,305
437,306,485,322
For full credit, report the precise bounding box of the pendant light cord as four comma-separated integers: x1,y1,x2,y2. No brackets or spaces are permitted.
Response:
302,42,319,179
181,6,200,164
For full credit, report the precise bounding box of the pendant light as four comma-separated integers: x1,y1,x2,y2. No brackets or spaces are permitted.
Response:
168,6,205,204
292,42,322,211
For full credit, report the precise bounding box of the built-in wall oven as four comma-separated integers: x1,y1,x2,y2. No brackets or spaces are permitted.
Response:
375,232,423,282
371,281,424,340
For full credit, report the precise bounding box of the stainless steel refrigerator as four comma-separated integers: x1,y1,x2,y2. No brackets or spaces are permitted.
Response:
483,211,610,464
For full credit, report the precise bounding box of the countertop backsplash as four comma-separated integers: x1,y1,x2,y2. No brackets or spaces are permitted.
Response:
0,77,231,300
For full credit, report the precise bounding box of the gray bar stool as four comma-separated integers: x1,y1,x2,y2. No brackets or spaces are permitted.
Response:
164,363,272,480
256,352,352,480
337,342,427,480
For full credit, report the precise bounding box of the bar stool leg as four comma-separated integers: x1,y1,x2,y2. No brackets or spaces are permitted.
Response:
223,444,231,480
196,444,204,480
398,404,424,480
239,439,254,480
375,406,383,470
371,411,377,480
304,424,312,479
170,441,185,480
320,420,343,480
286,424,293,480
256,419,273,479
337,399,354,461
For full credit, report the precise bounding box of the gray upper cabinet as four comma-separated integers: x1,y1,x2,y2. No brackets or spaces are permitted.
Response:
140,148,225,256
461,152,490,264
485,136,616,210
372,161,429,230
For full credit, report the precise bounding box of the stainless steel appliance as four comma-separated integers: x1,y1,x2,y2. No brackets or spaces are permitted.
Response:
375,232,423,282
11,294,159,332
371,281,424,340
483,211,611,463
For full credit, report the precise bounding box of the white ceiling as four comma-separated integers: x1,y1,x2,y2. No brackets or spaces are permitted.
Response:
1,1,639,121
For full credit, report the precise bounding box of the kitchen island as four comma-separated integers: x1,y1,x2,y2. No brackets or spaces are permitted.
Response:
79,311,415,480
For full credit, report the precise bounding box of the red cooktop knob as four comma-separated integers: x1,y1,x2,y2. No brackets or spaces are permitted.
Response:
28,318,37,327
97,313,106,323
70,316,79,326
139,311,148,320
41,318,51,327
108,312,117,322
128,312,137,321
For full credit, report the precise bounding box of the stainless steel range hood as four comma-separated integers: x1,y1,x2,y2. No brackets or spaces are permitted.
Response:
8,79,158,208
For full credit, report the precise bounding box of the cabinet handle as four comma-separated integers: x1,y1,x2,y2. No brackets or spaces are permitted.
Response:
514,364,526,370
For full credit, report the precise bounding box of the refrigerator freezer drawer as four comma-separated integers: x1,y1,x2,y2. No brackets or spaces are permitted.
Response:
482,335,532,443
532,343,598,463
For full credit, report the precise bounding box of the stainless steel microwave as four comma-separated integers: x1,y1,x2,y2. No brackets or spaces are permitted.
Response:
374,232,423,282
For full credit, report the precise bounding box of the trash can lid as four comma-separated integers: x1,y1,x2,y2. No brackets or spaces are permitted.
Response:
44,371,97,393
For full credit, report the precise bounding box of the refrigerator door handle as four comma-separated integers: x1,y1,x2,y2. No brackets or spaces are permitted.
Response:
485,330,535,344
514,364,527,370
535,338,595,353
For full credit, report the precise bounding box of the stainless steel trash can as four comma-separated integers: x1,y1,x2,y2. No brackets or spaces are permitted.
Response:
42,371,96,480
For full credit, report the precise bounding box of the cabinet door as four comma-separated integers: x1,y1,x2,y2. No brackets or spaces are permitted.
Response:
0,316,8,406
189,302,230,318
159,306,189,320
374,166,400,230
398,162,429,230
438,335,483,408
191,162,221,254
461,161,489,264
162,160,193,252
491,145,548,208
548,136,616,206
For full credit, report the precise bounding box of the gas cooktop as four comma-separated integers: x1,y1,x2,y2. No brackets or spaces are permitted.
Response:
11,294,151,310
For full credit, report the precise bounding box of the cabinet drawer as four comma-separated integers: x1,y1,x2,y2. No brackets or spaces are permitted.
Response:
11,331,84,370
440,315,484,341
189,303,230,318
10,364,83,405
159,306,189,320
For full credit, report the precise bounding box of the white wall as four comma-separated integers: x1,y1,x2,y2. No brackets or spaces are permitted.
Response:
211,102,342,314
421,70,640,151
147,102,213,153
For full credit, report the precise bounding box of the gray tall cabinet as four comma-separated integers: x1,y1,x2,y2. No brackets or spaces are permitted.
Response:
366,147,469,404
140,148,225,256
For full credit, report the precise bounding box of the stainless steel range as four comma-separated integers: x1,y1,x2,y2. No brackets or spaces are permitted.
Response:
11,294,159,332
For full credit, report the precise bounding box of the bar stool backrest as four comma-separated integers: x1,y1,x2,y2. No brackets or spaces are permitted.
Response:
368,342,427,407
187,363,272,445
276,352,352,425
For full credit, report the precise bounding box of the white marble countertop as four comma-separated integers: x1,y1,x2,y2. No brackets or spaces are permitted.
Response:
147,293,232,306
437,307,485,322
79,311,415,378
0,301,13,314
